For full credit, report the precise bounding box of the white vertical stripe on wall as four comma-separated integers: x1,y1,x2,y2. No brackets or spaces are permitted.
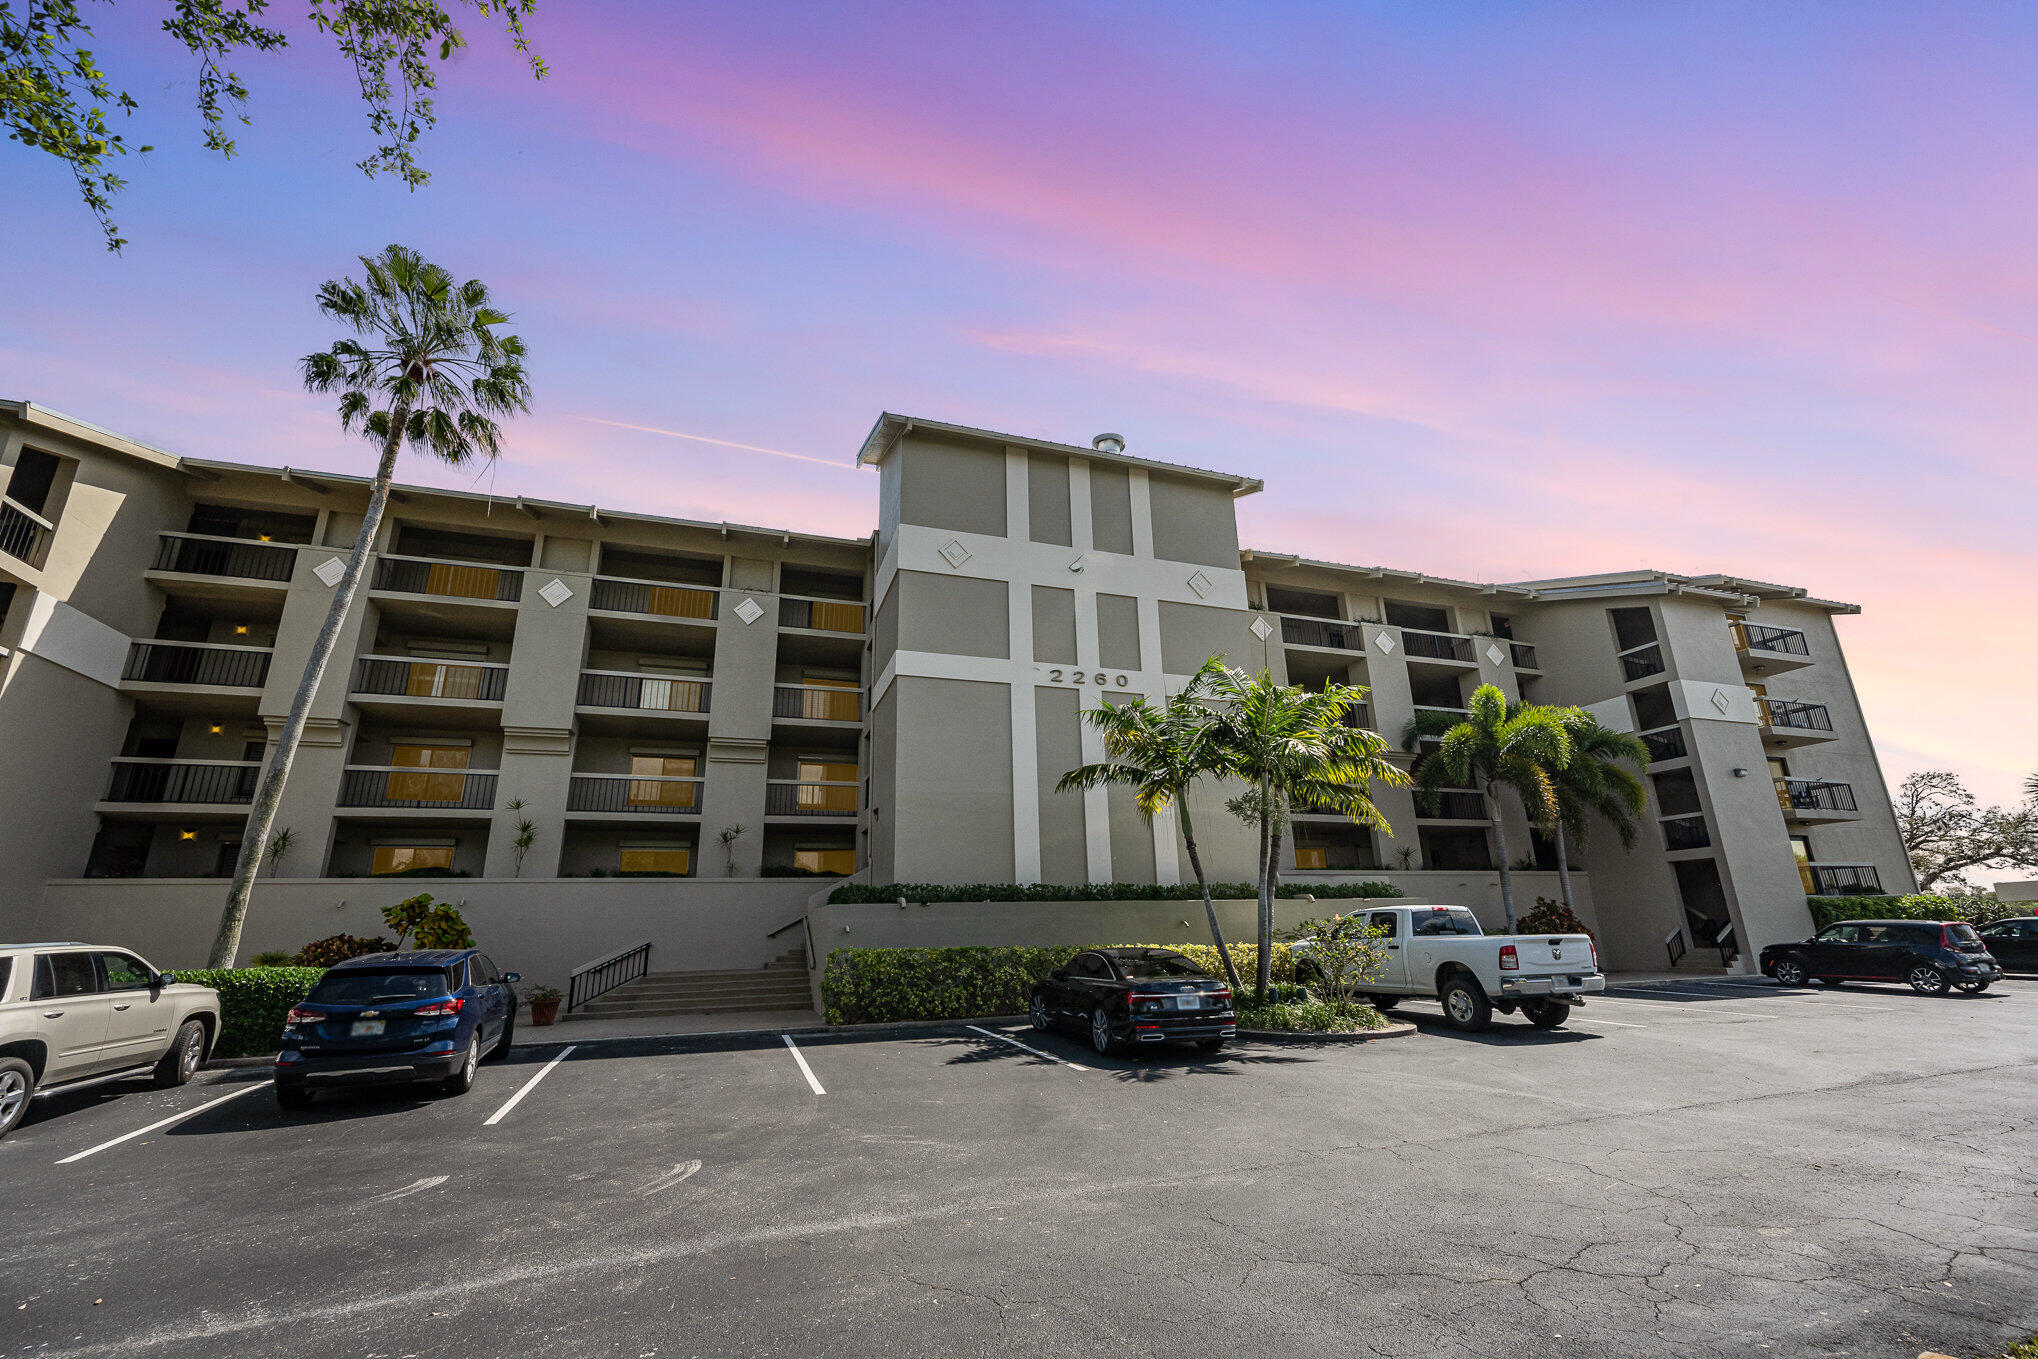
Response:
1005,449,1041,883
1065,456,1110,881
1127,467,1153,559
1067,457,1094,554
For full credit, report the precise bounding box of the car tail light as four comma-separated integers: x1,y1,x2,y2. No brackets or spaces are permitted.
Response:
1211,988,1232,1004
1589,938,1599,970
1499,944,1519,971
413,997,465,1017
283,1006,325,1028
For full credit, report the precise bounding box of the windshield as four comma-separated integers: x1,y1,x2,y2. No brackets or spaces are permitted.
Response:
1114,954,1209,980
1945,922,1980,944
309,969,453,1004
1409,908,1483,937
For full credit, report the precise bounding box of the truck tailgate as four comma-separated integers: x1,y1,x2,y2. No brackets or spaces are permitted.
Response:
1510,934,1594,975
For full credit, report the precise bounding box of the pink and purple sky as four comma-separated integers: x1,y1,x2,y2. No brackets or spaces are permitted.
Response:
5,2,2034,806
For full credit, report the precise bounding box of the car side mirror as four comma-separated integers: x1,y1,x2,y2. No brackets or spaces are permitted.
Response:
502,972,521,983
155,972,177,989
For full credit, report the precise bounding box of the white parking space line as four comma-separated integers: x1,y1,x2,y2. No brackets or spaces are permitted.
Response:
1567,1014,1647,1028
483,1045,577,1126
782,1035,826,1095
55,1082,264,1164
964,1025,1091,1071
1609,986,1896,1012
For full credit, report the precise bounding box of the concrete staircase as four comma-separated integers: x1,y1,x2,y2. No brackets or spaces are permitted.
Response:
566,949,815,1021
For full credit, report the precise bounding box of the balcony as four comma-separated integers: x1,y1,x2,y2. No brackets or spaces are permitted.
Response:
773,683,863,723
578,670,711,715
372,554,523,603
1777,778,1859,820
1619,642,1666,682
338,765,498,810
1280,616,1365,651
1760,699,1837,747
780,595,866,634
1412,704,1469,727
1808,863,1885,896
1638,725,1688,762
122,640,272,689
1508,641,1539,670
0,494,55,569
1660,814,1712,851
766,780,858,817
151,532,298,583
566,773,704,814
1734,621,1814,675
352,656,509,703
1415,789,1487,821
102,758,260,806
589,575,719,621
1402,629,1475,663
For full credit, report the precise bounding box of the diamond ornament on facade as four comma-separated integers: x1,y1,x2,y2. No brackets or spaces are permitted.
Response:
1249,616,1273,642
1373,630,1397,654
538,577,573,607
733,597,764,626
1188,571,1214,598
1484,642,1507,667
1711,688,1732,715
938,539,972,569
312,556,346,587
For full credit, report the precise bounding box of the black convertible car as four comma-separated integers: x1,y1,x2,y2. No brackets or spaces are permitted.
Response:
1029,948,1235,1056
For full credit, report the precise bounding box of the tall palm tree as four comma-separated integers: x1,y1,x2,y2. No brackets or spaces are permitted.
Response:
1057,658,1244,994
1540,710,1651,917
207,245,531,967
1402,683,1571,931
1207,668,1407,997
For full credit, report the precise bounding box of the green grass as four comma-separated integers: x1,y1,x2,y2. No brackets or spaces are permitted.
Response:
1981,1339,2038,1358
1233,997,1389,1033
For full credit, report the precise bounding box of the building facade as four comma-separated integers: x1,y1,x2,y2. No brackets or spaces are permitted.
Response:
1,401,1913,978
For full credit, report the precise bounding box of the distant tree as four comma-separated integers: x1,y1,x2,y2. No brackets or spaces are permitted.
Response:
1895,770,2038,891
2,1,545,249
1540,711,1651,916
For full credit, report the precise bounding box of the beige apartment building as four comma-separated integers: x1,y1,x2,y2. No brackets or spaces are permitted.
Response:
0,400,1912,987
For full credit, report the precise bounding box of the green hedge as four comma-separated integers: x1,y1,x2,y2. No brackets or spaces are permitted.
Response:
1808,893,2019,930
828,881,1406,904
171,967,324,1059
819,942,1297,1025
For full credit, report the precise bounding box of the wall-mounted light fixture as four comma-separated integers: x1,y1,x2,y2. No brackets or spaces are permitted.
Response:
233,625,250,635
209,723,224,735
178,828,198,840
1732,768,1748,778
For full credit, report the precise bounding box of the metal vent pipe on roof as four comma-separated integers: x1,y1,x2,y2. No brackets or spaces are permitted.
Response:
1092,432,1125,454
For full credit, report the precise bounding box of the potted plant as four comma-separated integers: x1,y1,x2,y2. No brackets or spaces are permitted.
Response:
526,984,563,1026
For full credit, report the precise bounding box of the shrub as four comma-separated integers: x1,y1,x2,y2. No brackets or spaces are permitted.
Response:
1515,897,1594,940
1285,915,1388,1001
827,881,1405,905
1808,892,2018,930
248,950,299,968
1233,996,1387,1033
171,966,325,1058
1127,941,1297,986
762,864,844,877
382,893,475,949
296,933,395,967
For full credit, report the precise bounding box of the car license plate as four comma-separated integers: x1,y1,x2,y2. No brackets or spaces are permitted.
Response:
350,1020,385,1037
1175,995,1201,1010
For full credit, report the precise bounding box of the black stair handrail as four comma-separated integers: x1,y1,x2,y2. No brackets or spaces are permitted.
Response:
568,940,652,1013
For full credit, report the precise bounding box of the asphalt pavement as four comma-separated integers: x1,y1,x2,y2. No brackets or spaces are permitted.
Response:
3,975,2035,1359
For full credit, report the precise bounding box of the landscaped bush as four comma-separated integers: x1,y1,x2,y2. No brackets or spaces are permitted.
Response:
1808,892,2017,930
1233,996,1387,1033
828,881,1405,904
248,950,299,968
171,967,325,1058
762,864,846,878
296,933,395,967
1127,941,1297,987
1514,897,1594,939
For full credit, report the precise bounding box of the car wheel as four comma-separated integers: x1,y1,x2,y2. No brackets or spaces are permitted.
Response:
275,1085,313,1111
486,1014,515,1061
443,1035,481,1095
1029,994,1054,1032
1195,1038,1226,1053
153,1019,207,1088
1438,975,1491,1032
1772,957,1808,987
1089,1008,1119,1056
1907,964,1952,997
1370,995,1400,1012
1521,999,1569,1030
1956,977,1991,995
0,1057,35,1138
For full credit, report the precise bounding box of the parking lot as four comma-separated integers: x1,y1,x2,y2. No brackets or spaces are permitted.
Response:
4,977,2035,1359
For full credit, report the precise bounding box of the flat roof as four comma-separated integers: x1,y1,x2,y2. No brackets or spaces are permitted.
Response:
857,412,1263,497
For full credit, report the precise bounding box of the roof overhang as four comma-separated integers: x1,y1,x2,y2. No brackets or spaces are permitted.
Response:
857,412,1263,498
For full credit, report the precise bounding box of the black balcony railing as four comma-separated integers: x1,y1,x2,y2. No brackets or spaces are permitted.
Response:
105,760,260,804
588,576,719,619
123,641,272,688
338,767,497,810
1640,726,1687,762
1762,699,1833,732
781,596,866,633
373,555,523,602
1661,814,1712,851
578,671,711,714
566,774,704,813
1620,644,1666,682
352,657,508,701
1779,779,1858,813
1508,641,1539,670
1809,864,1886,895
1280,616,1364,650
1402,629,1475,663
773,684,863,721
0,495,54,569
766,781,858,816
1736,623,1811,656
152,533,297,582
1416,789,1487,821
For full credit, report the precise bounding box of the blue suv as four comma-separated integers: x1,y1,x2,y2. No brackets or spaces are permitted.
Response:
273,950,519,1108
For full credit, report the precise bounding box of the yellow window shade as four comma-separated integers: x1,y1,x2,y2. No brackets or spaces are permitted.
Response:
798,759,857,784
799,687,860,721
627,778,698,809
807,600,864,632
647,585,715,619
793,847,856,875
389,744,469,802
630,754,696,778
372,845,454,875
620,847,690,874
424,562,499,599
796,783,858,812
1294,846,1328,870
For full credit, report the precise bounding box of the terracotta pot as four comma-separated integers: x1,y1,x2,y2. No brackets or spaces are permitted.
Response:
529,998,562,1026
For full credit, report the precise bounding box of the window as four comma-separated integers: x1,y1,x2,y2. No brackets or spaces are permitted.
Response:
1816,924,1862,944
619,845,691,874
34,952,99,998
5,448,62,515
389,744,470,802
1791,836,1814,893
475,954,501,984
1294,845,1328,870
371,844,455,875
1074,952,1111,978
1609,607,1658,652
797,756,858,812
1488,615,1515,640
628,753,698,808
1367,911,1400,938
793,846,856,875
309,969,452,1003
1410,908,1481,936
97,952,155,991
1114,953,1206,979
1383,600,1450,632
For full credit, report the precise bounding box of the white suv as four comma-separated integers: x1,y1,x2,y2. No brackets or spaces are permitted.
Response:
0,943,222,1137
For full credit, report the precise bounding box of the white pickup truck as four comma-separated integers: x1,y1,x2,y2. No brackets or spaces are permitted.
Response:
1295,903,1604,1032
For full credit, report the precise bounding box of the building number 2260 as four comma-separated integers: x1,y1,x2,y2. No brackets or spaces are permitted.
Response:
1046,669,1132,687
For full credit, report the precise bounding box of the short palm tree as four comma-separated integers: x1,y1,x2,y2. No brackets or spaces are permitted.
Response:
207,245,531,967
1402,684,1571,931
1541,711,1651,917
1058,658,1244,994
1207,668,1407,997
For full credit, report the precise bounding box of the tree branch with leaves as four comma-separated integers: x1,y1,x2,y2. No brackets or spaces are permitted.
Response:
1895,769,2038,891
